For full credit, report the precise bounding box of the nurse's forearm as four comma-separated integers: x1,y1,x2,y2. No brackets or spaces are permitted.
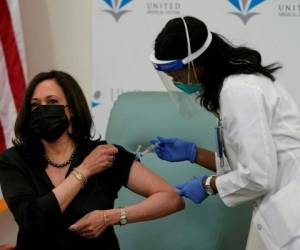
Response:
194,147,216,172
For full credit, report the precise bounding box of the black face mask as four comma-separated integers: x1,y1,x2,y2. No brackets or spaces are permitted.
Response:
28,105,69,142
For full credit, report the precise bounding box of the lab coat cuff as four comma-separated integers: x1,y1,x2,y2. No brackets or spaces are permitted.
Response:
216,176,237,207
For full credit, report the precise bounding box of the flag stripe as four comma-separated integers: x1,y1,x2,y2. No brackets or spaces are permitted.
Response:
0,0,27,214
6,0,28,81
0,0,26,111
0,35,18,150
0,123,5,152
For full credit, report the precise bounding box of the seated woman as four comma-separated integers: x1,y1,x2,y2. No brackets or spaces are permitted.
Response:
0,70,184,250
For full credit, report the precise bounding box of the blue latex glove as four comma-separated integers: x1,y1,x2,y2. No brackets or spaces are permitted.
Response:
176,175,208,204
149,136,197,162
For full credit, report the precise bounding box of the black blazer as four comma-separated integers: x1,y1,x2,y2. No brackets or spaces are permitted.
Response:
0,140,134,250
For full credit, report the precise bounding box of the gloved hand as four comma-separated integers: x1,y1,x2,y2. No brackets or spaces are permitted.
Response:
176,175,208,204
149,136,197,162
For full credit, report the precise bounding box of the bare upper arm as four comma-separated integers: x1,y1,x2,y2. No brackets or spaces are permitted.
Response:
126,161,176,197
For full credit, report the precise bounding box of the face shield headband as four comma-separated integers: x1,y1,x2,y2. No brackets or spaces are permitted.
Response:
149,18,212,117
149,18,212,72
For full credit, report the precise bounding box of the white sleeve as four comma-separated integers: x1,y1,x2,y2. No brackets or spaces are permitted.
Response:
216,82,278,207
215,152,231,176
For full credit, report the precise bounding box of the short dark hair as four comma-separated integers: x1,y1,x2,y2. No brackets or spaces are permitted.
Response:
13,70,94,146
154,16,282,112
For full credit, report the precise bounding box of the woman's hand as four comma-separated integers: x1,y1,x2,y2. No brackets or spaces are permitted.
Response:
150,136,197,162
176,175,208,204
69,210,109,239
78,144,118,178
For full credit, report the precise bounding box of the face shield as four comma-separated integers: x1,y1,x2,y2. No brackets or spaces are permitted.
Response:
150,17,212,116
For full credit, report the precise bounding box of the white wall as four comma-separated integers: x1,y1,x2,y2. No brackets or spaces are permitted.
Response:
19,0,92,100
0,210,17,245
0,1,265,249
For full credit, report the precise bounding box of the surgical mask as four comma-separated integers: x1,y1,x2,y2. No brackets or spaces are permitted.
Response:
29,105,69,142
174,81,204,94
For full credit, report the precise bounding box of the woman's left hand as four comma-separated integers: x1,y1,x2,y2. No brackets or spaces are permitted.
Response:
176,175,208,204
69,210,108,238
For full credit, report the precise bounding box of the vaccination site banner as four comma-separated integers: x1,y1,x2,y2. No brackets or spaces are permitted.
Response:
92,0,300,136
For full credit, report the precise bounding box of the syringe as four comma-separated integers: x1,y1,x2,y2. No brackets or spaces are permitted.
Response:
134,143,158,160
140,143,157,155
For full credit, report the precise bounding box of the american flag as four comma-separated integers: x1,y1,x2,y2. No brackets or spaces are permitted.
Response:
0,0,27,153
0,0,27,212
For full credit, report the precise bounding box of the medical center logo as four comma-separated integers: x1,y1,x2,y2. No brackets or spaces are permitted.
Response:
102,0,133,22
228,0,266,25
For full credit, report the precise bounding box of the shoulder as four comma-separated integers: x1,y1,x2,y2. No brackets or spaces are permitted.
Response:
83,139,132,154
222,74,273,92
221,74,275,102
0,146,22,161
219,74,279,122
79,139,107,154
0,146,25,168
80,140,134,160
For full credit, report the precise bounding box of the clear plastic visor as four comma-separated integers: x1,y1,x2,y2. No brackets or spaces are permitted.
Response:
154,66,201,117
149,17,212,116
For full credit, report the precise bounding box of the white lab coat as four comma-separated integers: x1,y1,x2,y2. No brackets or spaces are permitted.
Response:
215,74,300,250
